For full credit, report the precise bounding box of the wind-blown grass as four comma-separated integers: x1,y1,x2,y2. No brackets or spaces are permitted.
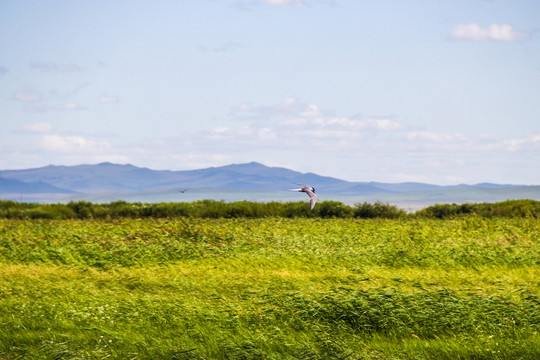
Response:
1,217,539,359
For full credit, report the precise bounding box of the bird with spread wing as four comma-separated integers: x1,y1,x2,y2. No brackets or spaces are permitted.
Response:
291,184,318,210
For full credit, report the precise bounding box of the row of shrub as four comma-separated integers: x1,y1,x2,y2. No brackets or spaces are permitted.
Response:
0,199,538,219
0,199,404,219
415,199,540,219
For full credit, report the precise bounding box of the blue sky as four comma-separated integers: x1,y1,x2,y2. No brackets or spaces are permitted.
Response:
1,0,539,185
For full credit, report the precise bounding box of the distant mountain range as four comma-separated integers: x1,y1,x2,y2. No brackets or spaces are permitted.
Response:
1,162,539,207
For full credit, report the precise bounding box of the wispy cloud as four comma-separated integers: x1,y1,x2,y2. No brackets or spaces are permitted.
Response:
30,62,83,72
23,102,87,112
38,135,112,153
237,0,334,10
21,98,533,181
13,83,88,111
50,83,90,100
198,42,242,53
16,122,53,134
230,97,335,123
260,0,334,6
502,134,540,151
229,98,402,139
261,0,306,7
99,94,120,104
13,86,43,102
450,23,529,41
188,99,540,175
6,104,535,184
54,102,86,111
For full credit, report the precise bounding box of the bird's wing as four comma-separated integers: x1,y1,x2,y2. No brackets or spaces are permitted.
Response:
309,196,317,210
304,189,318,210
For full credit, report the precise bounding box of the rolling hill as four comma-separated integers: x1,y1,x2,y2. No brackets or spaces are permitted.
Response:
0,177,75,195
0,162,383,194
1,162,538,207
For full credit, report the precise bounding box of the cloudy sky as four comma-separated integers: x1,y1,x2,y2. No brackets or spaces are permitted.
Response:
1,0,539,185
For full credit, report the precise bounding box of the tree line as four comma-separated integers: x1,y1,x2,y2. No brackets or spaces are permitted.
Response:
0,199,538,220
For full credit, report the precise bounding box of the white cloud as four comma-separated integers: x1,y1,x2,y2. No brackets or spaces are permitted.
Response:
406,130,467,143
281,97,299,107
20,122,53,134
282,118,308,126
231,98,334,123
13,84,87,111
503,138,528,152
13,86,42,102
299,104,322,117
24,102,87,112
7,96,538,184
260,0,306,7
99,94,120,104
208,127,231,139
226,99,406,150
301,129,355,139
54,102,86,111
259,0,334,7
325,118,404,131
39,135,111,153
205,100,540,174
450,23,529,42
237,0,332,10
502,134,540,151
212,127,230,134
258,128,277,139
364,118,404,131
233,99,406,135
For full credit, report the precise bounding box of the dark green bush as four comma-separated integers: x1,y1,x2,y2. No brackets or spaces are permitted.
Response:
67,200,95,219
353,201,406,219
315,201,354,218
417,200,539,219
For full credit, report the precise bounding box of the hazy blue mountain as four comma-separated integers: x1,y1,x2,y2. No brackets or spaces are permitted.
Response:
1,162,534,206
1,161,382,194
0,177,75,194
0,162,160,193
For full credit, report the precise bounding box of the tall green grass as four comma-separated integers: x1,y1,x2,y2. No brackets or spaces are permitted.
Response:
1,217,539,359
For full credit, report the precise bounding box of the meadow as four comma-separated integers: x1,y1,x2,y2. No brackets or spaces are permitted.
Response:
1,210,539,358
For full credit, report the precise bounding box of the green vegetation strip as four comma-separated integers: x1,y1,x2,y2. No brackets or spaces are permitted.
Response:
1,198,539,219
1,217,539,359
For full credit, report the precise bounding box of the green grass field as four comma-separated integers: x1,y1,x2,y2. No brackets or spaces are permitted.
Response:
1,217,539,359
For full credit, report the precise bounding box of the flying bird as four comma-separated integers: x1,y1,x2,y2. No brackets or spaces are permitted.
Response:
179,189,188,193
291,184,318,210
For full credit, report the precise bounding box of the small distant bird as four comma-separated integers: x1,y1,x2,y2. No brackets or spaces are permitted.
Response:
179,189,188,193
291,184,318,210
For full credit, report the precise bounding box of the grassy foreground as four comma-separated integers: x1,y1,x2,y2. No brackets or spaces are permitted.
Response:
1,217,539,359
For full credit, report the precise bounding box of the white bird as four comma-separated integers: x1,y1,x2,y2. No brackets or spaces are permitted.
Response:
291,184,318,210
